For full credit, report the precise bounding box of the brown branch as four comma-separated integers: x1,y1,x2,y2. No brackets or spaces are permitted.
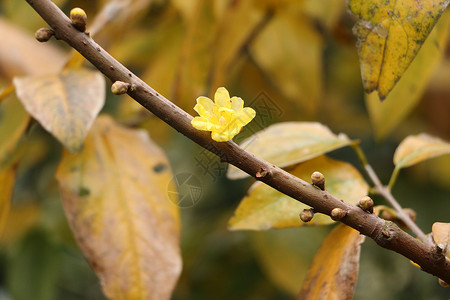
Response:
25,0,450,283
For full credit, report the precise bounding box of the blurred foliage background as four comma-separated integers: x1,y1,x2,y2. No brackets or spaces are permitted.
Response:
0,0,449,299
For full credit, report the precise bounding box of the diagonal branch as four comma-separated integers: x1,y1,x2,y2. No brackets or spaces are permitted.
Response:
25,0,450,283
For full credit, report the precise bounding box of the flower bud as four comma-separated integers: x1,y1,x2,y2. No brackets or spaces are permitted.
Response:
70,7,87,32
299,209,314,223
111,81,130,95
35,28,54,42
359,196,374,213
311,171,325,190
331,208,347,221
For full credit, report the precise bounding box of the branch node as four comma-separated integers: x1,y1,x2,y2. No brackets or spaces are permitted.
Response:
35,27,54,42
255,167,269,178
311,171,325,190
430,244,446,264
70,7,87,32
299,209,314,223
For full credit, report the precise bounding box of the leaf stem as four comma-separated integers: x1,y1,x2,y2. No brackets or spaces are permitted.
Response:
353,144,431,245
0,84,14,102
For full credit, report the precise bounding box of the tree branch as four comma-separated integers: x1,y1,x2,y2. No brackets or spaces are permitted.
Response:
25,0,450,283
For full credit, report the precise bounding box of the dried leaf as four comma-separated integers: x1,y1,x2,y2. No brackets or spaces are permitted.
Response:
251,11,323,115
56,115,181,300
349,0,449,99
227,122,353,180
365,10,450,140
393,133,450,169
298,224,365,300
228,156,368,230
432,222,450,253
13,68,105,152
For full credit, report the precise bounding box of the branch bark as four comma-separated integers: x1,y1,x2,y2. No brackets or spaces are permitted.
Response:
25,0,450,283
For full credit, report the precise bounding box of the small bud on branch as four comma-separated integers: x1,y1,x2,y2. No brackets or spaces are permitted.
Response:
311,171,325,190
330,208,347,221
35,28,54,42
111,81,131,95
359,196,374,213
70,7,87,32
299,209,314,223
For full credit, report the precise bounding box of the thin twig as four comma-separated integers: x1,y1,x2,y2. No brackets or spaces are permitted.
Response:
364,164,432,245
24,0,450,283
352,144,431,245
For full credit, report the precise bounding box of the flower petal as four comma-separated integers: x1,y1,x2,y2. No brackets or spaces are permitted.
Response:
230,97,244,112
194,96,215,118
211,130,233,142
235,107,256,126
214,87,231,108
191,116,213,131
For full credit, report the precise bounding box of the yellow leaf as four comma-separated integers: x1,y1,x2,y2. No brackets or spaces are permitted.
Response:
251,227,330,296
0,166,16,241
227,122,353,180
298,224,365,300
209,0,267,89
303,0,346,30
175,0,218,108
251,10,323,115
432,222,450,254
13,68,105,152
365,10,450,140
1,203,41,246
56,115,181,300
228,156,368,230
0,93,29,168
393,133,450,169
349,0,449,99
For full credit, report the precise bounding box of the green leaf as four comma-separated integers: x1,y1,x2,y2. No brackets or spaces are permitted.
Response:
13,68,105,152
227,122,353,180
228,156,368,230
349,0,449,99
365,10,450,140
8,229,60,300
298,224,365,300
56,115,181,300
393,133,450,169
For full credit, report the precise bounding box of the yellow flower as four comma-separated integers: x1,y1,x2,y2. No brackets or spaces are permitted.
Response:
191,87,256,142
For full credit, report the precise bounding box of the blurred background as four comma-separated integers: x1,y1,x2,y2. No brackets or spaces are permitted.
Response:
0,0,449,299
